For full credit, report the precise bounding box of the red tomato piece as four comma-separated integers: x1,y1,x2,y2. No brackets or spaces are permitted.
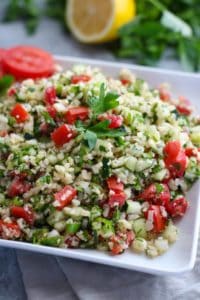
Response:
100,114,123,129
65,106,89,124
7,177,31,197
176,96,192,116
126,230,135,246
2,46,54,79
108,191,127,207
46,105,57,119
168,151,187,178
51,124,74,147
166,197,188,217
145,205,166,233
44,86,56,105
0,130,8,137
185,147,195,157
176,105,192,116
164,141,181,163
10,103,29,123
0,49,6,77
11,206,35,225
0,220,21,239
120,79,131,85
159,87,171,102
109,235,124,255
8,87,17,97
138,183,170,207
54,186,77,209
71,75,91,84
107,176,124,192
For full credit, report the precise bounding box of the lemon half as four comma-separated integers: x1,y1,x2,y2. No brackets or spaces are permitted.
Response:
67,0,136,43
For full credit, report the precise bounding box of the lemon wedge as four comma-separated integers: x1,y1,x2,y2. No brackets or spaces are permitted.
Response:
67,0,136,43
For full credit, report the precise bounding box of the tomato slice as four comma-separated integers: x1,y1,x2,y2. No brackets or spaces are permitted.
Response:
166,197,188,217
65,106,89,124
145,205,166,233
107,176,124,192
126,230,135,246
0,48,6,77
2,46,54,79
51,124,74,147
138,183,170,207
11,206,35,225
10,103,29,123
0,220,21,239
7,177,31,197
71,75,91,84
54,186,77,209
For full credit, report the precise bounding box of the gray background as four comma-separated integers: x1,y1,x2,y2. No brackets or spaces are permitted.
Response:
0,2,200,300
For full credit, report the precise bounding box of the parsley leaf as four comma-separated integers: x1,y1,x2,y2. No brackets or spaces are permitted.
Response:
155,183,164,193
0,75,14,96
84,130,97,150
88,120,126,138
101,158,110,179
88,83,119,117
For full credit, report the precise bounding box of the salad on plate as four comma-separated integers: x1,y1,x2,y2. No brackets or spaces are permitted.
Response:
0,46,199,258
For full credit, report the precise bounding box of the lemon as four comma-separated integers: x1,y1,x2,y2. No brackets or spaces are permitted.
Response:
67,0,136,43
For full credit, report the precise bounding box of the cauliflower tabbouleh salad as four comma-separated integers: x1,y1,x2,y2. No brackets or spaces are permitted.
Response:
0,64,200,258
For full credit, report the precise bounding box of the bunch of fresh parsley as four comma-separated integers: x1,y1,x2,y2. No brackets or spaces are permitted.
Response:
116,0,200,71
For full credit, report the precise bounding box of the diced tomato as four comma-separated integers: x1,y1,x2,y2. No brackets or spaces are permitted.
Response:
44,86,56,105
0,130,8,137
7,177,31,198
166,197,188,218
120,79,130,85
11,206,35,225
2,46,54,79
144,205,166,233
109,235,124,255
108,191,127,207
71,75,91,84
107,176,124,192
8,87,17,97
176,105,192,116
185,147,195,157
99,114,123,129
126,230,135,246
164,141,187,178
65,106,89,124
0,220,21,239
176,96,192,116
51,124,74,147
10,103,29,123
164,141,181,163
46,105,57,119
168,151,187,178
138,183,170,207
54,185,77,210
159,87,171,102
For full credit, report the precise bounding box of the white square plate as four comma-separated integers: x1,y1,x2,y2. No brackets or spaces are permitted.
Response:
0,56,200,275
